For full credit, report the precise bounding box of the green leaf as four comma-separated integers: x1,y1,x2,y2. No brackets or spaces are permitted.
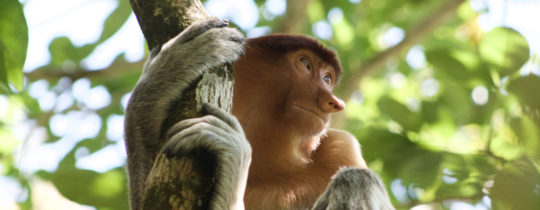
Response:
377,96,422,131
491,158,540,210
425,48,471,83
507,75,540,114
435,153,496,200
439,82,474,124
51,148,129,209
307,1,325,22
420,101,439,124
356,129,441,188
48,37,95,66
97,0,132,43
510,116,540,159
0,0,29,91
480,27,530,76
52,168,128,209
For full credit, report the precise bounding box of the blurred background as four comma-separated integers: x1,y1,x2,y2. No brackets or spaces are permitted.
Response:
1,0,539,209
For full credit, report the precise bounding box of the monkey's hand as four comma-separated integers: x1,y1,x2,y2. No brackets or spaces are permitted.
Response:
163,104,252,210
143,17,244,77
312,168,395,210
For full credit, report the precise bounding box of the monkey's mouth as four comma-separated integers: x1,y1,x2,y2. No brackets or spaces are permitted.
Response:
294,104,326,122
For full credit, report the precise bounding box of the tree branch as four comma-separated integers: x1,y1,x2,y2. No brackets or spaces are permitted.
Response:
274,0,312,34
332,0,467,128
130,0,209,49
24,60,143,82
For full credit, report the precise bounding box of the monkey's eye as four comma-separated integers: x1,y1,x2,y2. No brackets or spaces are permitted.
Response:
299,56,311,71
323,74,333,85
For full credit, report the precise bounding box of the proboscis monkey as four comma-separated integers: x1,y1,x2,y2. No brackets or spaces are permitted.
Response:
125,18,394,210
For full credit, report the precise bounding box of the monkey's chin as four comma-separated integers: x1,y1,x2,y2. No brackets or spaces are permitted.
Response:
291,105,328,135
293,105,326,121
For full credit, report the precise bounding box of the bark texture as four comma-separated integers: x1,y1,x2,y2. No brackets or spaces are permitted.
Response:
130,0,209,49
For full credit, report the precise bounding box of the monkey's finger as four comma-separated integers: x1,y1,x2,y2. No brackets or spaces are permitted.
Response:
163,123,238,158
169,17,229,46
201,103,244,132
164,130,222,158
166,114,239,141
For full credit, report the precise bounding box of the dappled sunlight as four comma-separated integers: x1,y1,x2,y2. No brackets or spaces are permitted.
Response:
471,86,489,105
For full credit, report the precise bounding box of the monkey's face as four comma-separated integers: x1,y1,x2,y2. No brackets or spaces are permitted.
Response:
281,50,345,136
231,47,344,138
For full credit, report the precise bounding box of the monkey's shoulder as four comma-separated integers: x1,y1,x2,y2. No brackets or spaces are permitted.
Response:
320,129,367,168
324,128,360,150
325,128,355,141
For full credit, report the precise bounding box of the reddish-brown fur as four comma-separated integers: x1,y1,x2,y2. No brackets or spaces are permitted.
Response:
232,35,367,209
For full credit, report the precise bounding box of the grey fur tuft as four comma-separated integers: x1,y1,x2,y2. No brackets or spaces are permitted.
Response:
312,168,395,210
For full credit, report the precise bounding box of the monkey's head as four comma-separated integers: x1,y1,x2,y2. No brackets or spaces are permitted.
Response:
233,35,345,137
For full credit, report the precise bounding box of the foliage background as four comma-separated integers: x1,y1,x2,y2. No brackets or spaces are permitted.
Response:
1,0,539,209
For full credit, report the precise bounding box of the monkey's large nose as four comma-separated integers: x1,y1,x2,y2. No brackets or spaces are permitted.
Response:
320,94,345,113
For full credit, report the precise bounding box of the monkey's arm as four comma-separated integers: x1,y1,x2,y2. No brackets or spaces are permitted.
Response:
312,129,394,210
314,129,367,169
124,18,247,209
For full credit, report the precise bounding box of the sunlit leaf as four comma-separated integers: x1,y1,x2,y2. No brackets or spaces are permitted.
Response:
490,124,523,160
480,27,530,76
51,168,128,209
0,0,28,90
507,75,540,130
510,116,540,160
491,158,540,210
48,37,95,67
77,138,113,153
420,101,439,123
425,48,471,82
377,96,422,131
0,46,6,91
439,82,474,124
50,149,129,209
307,1,325,22
19,92,41,118
101,67,139,92
333,19,355,49
90,169,125,198
0,128,18,155
442,153,496,181
435,153,495,200
457,1,477,20
252,0,266,7
400,152,442,188
356,129,441,188
507,75,540,113
97,0,133,43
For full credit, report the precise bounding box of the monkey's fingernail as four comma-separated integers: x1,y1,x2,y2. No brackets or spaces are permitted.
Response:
214,19,229,28
201,103,210,115
164,149,174,159
230,36,244,43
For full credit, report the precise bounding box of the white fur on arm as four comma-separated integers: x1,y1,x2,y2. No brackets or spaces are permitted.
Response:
312,168,395,210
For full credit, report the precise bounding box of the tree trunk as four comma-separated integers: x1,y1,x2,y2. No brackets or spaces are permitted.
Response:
129,0,234,209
